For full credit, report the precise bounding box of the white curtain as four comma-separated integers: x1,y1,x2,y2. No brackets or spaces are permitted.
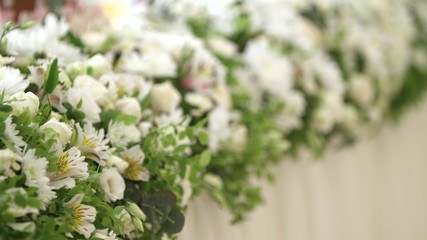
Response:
179,99,427,240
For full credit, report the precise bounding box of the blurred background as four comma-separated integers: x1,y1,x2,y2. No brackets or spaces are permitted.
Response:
2,1,427,240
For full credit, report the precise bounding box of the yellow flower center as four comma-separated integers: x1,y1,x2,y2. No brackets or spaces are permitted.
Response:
56,152,69,174
82,136,97,149
124,157,144,181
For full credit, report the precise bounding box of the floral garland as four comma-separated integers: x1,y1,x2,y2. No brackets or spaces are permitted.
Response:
0,0,427,239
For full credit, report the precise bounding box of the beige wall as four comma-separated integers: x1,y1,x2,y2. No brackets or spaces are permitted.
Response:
180,99,427,240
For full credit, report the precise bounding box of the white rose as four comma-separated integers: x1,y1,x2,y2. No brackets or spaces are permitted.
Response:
39,118,73,146
151,82,181,113
115,97,142,121
106,155,129,174
87,54,111,78
99,168,126,202
8,92,39,117
74,75,110,106
66,61,87,80
210,84,232,110
312,106,335,133
349,75,374,106
226,125,248,153
185,93,213,117
207,36,238,57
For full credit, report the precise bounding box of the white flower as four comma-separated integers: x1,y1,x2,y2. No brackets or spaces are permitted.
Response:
208,107,231,152
81,32,108,52
64,194,96,239
107,121,141,148
349,75,375,106
5,188,39,218
185,93,213,117
112,74,152,101
116,209,142,239
73,75,110,107
120,51,176,78
226,125,248,153
207,36,238,57
66,88,101,123
49,147,89,189
209,84,232,110
8,91,39,117
120,146,149,181
151,82,181,113
0,67,29,99
115,97,142,121
274,91,306,132
99,168,126,202
39,118,73,147
87,54,112,78
7,222,35,233
138,122,153,138
93,229,118,240
74,124,110,165
0,149,21,178
106,155,129,174
21,149,56,207
243,38,294,98
4,116,26,151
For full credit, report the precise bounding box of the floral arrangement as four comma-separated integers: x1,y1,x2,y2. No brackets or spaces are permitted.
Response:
1,0,427,239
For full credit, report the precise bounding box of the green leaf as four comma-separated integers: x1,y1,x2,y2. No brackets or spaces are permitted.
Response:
198,131,209,145
44,58,59,94
160,207,185,234
199,150,211,167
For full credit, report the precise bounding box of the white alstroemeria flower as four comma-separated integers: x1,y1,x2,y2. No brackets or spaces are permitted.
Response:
120,51,176,78
116,209,141,239
5,188,39,218
99,168,126,202
86,54,112,78
21,149,56,208
93,229,118,240
0,149,21,178
115,97,142,121
106,155,129,174
107,121,141,148
0,67,30,99
39,118,73,147
151,82,182,113
119,146,149,181
74,124,110,166
185,93,213,117
64,194,96,239
49,147,89,189
7,222,35,233
66,88,101,123
73,75,110,107
8,91,40,117
4,116,26,151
